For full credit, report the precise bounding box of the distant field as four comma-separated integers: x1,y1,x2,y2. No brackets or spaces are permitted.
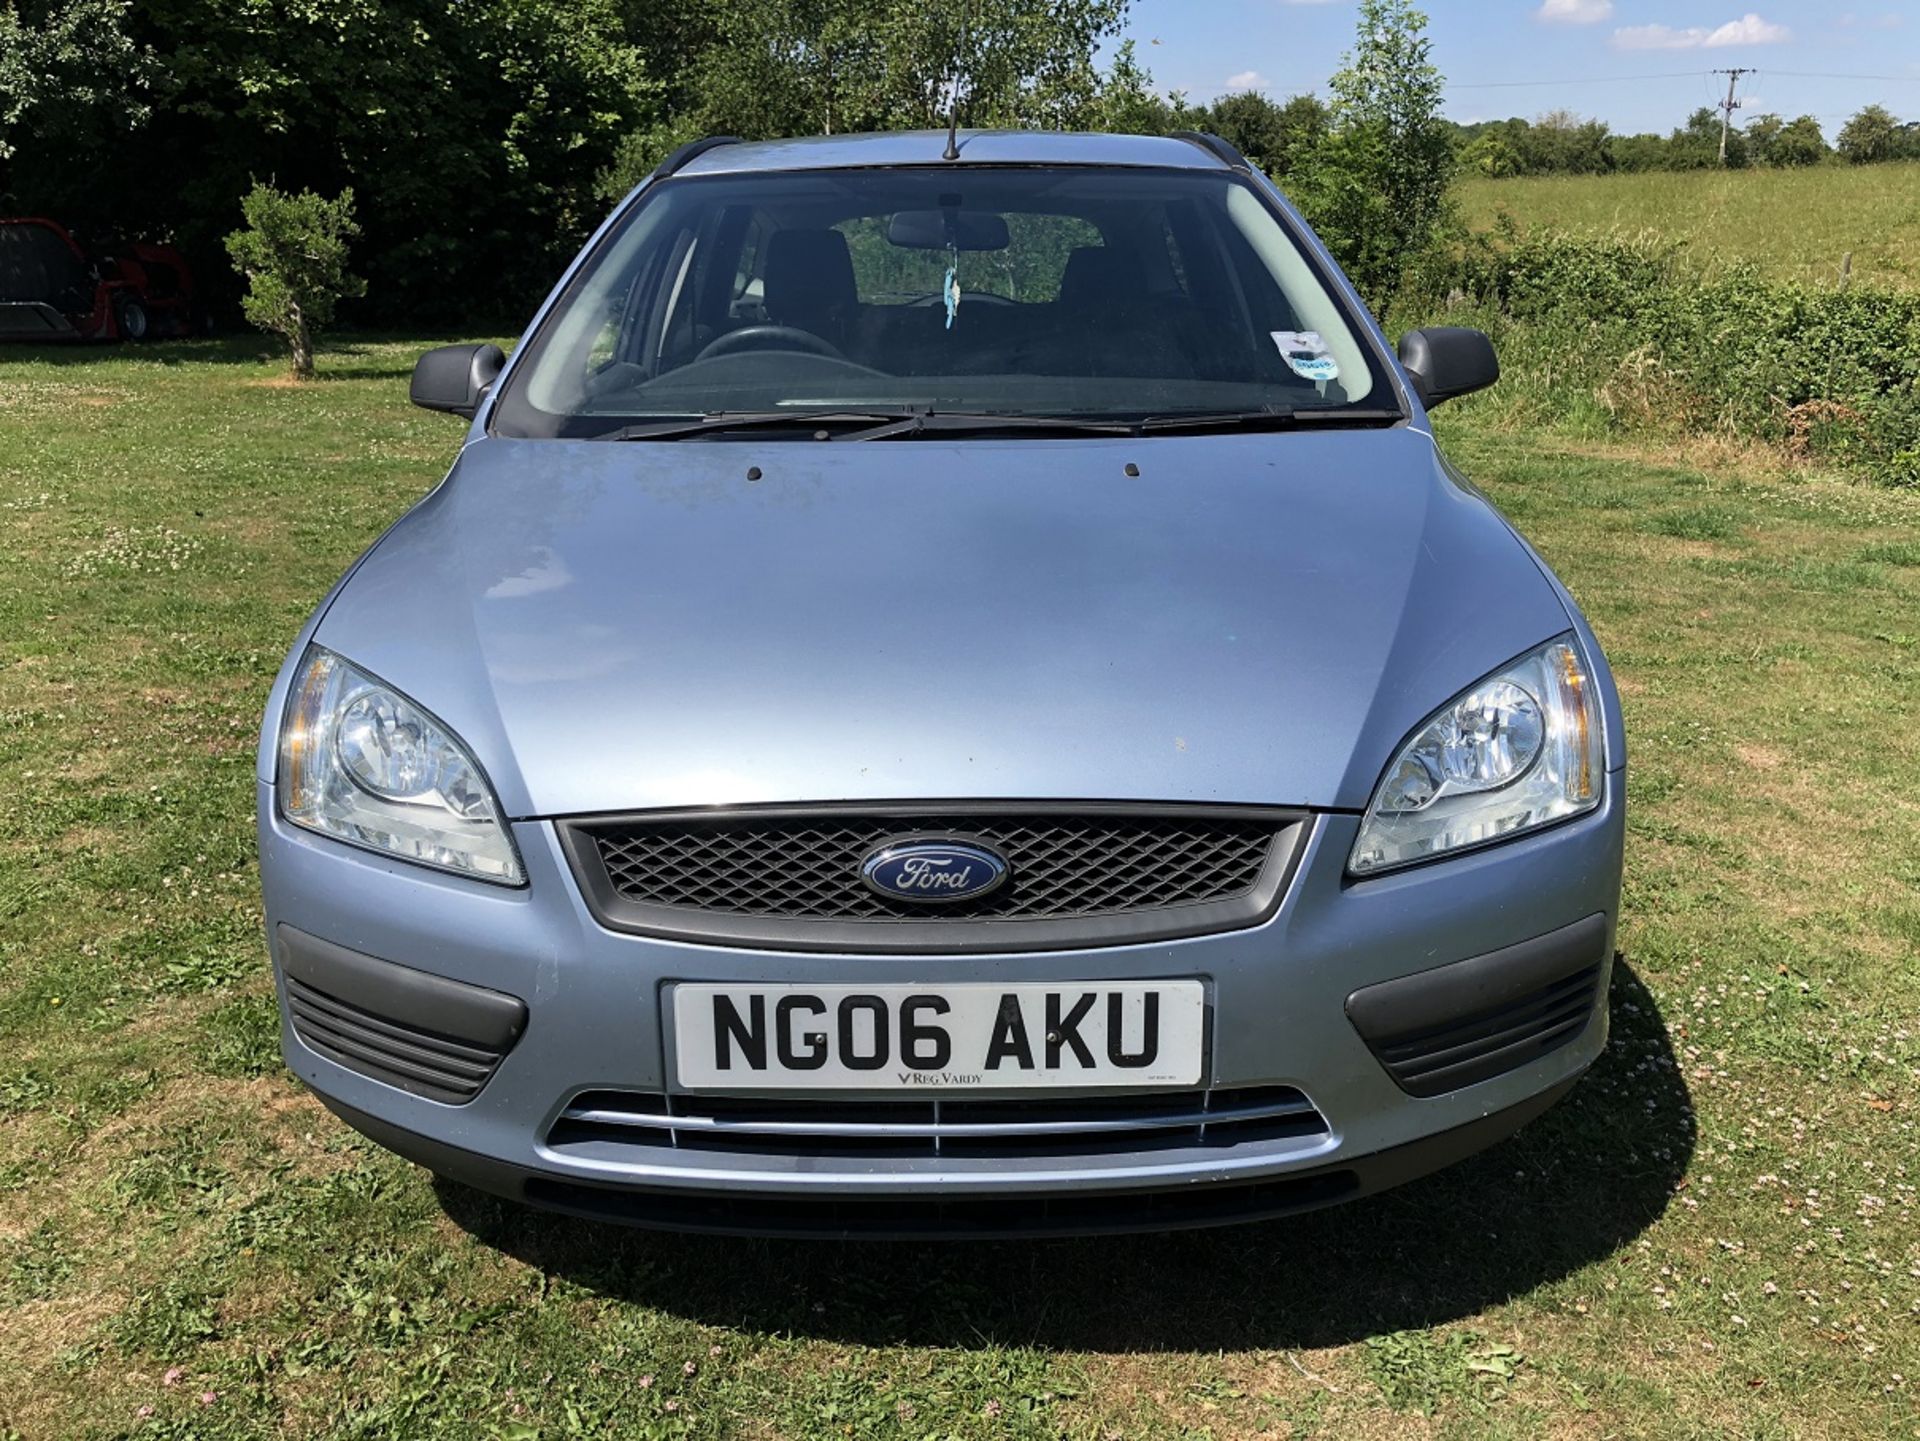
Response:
1457,162,1920,291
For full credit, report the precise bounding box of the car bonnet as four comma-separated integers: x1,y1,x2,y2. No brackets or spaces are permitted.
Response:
310,427,1572,818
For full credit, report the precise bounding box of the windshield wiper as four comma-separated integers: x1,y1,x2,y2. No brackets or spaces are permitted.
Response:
1131,407,1405,434
597,404,1403,442
845,408,1404,439
838,411,1136,440
601,410,921,441
600,408,1138,442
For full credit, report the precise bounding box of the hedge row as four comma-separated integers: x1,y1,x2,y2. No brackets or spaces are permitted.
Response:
1405,230,1920,486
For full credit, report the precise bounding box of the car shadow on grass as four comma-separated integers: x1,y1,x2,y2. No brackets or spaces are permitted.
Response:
436,958,1691,1352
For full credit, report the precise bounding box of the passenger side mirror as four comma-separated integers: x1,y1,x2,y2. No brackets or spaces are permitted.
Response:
1396,327,1499,409
410,343,506,419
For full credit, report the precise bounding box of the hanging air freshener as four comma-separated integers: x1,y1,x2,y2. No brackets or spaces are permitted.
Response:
944,240,961,330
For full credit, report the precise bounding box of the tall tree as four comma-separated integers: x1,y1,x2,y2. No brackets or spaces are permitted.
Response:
0,0,153,167
1291,0,1453,311
6,0,656,323
1084,39,1189,136
601,0,1137,195
670,0,1129,139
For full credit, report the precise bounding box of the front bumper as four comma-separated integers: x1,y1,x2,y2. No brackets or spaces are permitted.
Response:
260,778,1625,1235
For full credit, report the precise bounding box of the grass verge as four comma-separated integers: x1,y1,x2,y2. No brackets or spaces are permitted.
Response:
2,338,1917,1439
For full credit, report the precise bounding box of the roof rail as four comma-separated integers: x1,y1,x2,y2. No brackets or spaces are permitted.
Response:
650,136,742,180
1170,130,1251,172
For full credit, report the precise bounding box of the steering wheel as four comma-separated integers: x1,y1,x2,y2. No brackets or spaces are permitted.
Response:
695,325,846,363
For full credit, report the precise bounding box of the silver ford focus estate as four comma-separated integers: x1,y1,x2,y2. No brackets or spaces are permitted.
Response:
257,130,1625,1236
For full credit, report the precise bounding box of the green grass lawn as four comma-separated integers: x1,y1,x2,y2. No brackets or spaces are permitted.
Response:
1457,162,1920,292
3,338,1918,1440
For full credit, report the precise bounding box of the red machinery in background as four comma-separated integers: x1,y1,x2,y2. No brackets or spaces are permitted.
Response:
0,217,200,341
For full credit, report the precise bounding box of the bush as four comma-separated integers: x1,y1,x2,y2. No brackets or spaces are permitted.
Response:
1419,228,1920,485
224,184,364,379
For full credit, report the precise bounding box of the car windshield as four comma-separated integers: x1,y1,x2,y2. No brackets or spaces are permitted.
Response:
492,164,1395,439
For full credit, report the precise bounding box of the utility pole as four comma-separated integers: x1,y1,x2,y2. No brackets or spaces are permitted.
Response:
1713,67,1752,165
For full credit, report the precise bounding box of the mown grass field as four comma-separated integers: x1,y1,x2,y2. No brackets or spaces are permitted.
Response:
2,339,1918,1440
1457,162,1920,292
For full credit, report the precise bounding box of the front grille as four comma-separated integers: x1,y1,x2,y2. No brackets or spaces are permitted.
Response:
594,813,1275,919
559,804,1307,953
1367,962,1603,1098
286,975,507,1104
545,1085,1328,1161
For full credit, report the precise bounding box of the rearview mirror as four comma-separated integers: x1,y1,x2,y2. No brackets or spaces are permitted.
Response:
1396,327,1499,408
886,210,1011,251
410,343,505,419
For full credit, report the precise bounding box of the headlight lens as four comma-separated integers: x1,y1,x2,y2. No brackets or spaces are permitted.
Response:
1349,635,1603,876
279,647,523,884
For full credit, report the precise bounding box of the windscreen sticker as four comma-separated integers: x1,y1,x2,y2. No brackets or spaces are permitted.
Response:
1272,329,1338,382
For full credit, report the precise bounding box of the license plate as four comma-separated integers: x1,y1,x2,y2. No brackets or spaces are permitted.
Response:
670,981,1205,1090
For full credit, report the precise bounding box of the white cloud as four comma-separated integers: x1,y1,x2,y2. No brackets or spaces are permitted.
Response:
1224,70,1267,90
1706,12,1792,44
1612,23,1703,49
1613,12,1790,49
1536,0,1612,23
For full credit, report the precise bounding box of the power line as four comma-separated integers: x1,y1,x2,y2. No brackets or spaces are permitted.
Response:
1760,69,1920,82
1446,71,1708,90
1445,67,1920,92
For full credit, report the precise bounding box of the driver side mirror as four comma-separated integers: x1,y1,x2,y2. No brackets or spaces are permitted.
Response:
410,343,505,419
1396,327,1499,409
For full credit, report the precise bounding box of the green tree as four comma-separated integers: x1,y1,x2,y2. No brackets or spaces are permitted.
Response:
1666,106,1745,169
1085,39,1193,136
1771,115,1828,167
1206,91,1328,175
1461,128,1521,178
225,184,364,378
0,0,153,163
1526,110,1613,174
684,0,1127,138
1291,0,1453,312
600,0,1136,194
8,0,654,323
1745,112,1784,165
1837,104,1898,164
1609,131,1670,172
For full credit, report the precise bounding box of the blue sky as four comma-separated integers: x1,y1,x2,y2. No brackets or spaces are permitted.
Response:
1117,2,1920,133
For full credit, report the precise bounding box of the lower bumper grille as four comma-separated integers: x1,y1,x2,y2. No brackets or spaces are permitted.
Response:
1371,965,1602,1097
286,975,507,1105
1346,915,1611,1098
545,1085,1328,1161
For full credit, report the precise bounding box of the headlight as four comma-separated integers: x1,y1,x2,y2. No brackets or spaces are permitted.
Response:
1349,635,1603,876
278,647,524,884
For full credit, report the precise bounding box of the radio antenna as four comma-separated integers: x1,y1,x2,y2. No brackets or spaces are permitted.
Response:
942,0,970,160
